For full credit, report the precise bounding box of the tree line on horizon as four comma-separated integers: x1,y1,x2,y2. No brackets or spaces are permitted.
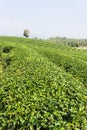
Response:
23,29,87,47
47,36,87,47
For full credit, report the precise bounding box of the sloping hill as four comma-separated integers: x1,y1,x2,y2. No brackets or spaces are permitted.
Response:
0,37,87,130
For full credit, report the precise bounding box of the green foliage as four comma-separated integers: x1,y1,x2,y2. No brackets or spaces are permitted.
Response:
0,37,87,130
2,46,13,53
48,36,87,47
28,41,87,86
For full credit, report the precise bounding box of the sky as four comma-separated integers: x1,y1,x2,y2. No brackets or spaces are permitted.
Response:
0,0,87,39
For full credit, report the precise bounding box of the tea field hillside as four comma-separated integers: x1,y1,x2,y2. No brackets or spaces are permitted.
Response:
0,37,87,130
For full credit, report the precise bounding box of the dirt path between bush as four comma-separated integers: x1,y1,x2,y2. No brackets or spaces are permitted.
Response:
77,46,87,50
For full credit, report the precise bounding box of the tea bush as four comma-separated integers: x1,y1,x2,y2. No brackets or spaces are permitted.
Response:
27,41,87,86
0,37,87,130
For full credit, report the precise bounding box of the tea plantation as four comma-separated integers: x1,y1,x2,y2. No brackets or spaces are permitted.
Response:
0,37,87,130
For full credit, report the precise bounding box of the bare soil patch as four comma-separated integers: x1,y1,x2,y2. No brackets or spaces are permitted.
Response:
77,46,87,50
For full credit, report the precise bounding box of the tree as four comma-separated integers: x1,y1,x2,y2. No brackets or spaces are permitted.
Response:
23,29,30,37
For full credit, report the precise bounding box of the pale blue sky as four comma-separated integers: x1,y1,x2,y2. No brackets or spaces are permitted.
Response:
0,0,87,38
